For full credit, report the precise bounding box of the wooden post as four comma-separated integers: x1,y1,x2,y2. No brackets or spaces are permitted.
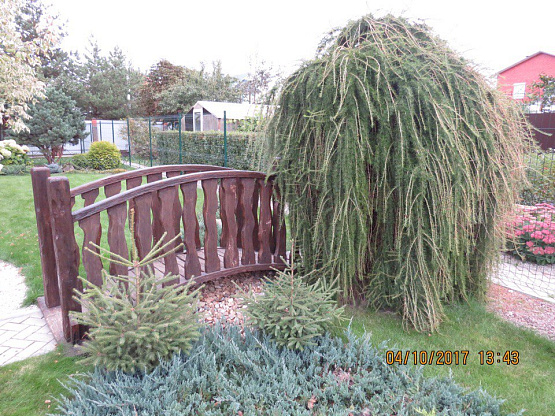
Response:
31,167,60,307
48,177,82,342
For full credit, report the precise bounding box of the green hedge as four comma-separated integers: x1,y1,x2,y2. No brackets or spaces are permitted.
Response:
154,131,259,170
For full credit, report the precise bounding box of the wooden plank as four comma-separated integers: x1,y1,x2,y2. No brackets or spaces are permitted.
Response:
239,179,256,265
107,202,129,278
132,193,153,260
47,177,82,342
126,176,143,220
221,178,239,268
104,182,121,198
236,180,244,249
70,164,231,198
219,180,228,247
257,179,273,264
81,189,99,207
73,170,270,222
30,167,60,308
147,173,164,244
166,171,184,246
272,185,287,264
126,177,143,190
252,181,260,251
79,214,103,287
181,182,202,279
158,187,180,285
202,179,220,273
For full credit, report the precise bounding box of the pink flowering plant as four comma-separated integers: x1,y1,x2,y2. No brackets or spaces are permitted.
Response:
507,203,555,265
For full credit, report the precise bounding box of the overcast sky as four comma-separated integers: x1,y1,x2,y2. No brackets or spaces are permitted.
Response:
47,0,555,79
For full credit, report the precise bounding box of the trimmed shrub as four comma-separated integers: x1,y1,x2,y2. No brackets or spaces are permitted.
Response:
71,153,91,170
55,325,514,415
263,14,531,331
86,141,121,170
155,131,258,170
507,203,555,264
240,263,345,350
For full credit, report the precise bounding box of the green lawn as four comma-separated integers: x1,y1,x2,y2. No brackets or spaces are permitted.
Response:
346,302,555,415
0,172,107,304
0,348,90,416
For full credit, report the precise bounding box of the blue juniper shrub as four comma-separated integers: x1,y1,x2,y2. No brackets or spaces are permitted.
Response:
55,325,517,416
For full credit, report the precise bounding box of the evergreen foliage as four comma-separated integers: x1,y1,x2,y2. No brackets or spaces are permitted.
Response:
12,86,87,163
86,141,121,170
72,233,202,373
156,130,258,170
55,325,516,415
239,261,345,350
263,15,531,331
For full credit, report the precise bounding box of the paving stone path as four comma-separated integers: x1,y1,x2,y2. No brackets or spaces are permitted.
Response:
0,261,57,366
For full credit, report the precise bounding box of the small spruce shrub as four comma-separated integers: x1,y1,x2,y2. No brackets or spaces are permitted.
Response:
55,325,516,415
239,261,345,350
86,141,121,170
72,233,202,373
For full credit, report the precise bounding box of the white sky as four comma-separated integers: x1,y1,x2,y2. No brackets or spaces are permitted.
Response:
47,0,555,79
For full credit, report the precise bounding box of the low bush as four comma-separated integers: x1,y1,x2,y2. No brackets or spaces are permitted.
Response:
0,139,30,174
0,164,28,175
520,150,555,205
155,131,258,170
46,163,63,174
240,263,345,350
71,153,91,170
72,234,202,373
56,325,514,415
86,141,121,170
507,203,555,264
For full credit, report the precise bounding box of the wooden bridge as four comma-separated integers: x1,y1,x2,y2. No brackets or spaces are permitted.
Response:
31,165,287,342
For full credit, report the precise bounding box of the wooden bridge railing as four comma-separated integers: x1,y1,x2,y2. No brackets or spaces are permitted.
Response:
31,166,286,342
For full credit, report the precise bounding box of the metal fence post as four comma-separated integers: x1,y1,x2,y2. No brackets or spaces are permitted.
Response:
178,114,183,165
127,118,132,166
149,116,153,167
111,120,115,144
224,110,228,167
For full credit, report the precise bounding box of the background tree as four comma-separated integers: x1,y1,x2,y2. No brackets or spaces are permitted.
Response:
140,60,242,115
54,41,143,119
13,86,87,163
14,0,67,81
529,74,555,112
240,58,277,104
0,0,58,135
138,60,187,115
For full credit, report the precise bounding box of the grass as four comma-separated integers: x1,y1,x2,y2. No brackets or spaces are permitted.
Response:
0,347,90,416
346,301,555,415
0,172,107,304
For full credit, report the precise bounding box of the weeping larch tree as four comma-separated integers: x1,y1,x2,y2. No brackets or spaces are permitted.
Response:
263,15,531,331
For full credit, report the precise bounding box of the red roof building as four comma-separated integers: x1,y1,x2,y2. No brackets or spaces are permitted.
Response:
496,51,555,103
